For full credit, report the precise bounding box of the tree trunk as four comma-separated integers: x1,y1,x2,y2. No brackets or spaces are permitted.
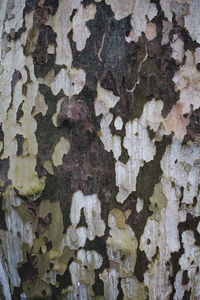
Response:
0,0,200,299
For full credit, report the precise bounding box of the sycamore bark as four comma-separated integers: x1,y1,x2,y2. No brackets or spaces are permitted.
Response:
0,0,200,299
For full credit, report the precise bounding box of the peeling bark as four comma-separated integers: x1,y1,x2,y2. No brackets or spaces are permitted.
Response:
0,0,200,299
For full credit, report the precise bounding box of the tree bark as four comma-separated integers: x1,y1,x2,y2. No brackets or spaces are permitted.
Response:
0,0,200,299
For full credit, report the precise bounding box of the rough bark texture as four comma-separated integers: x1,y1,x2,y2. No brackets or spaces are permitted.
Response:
0,0,200,299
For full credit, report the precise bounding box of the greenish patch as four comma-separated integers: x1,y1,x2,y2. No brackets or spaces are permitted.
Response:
14,173,45,198
23,27,38,57
14,202,35,224
22,83,27,96
22,277,51,299
149,182,167,221
33,200,64,254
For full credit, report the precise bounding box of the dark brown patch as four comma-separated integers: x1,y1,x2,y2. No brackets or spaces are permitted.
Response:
76,207,88,228
0,123,4,156
36,213,52,233
33,25,57,77
116,277,124,300
0,158,11,193
15,134,24,156
184,107,200,143
182,270,189,285
0,194,7,230
134,249,149,282
182,289,191,300
7,69,22,112
55,257,73,295
196,63,200,72
16,100,24,121
18,253,38,284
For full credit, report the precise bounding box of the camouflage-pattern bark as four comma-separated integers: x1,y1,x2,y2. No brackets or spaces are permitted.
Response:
0,0,200,299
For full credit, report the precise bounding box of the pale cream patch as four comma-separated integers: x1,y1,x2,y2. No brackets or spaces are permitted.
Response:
0,255,11,299
115,160,135,203
160,0,172,21
130,0,157,37
95,83,121,157
105,0,134,20
161,177,180,254
145,22,157,41
72,4,96,51
140,99,164,132
184,0,200,43
107,209,138,277
164,102,189,140
121,276,147,300
69,249,103,296
161,139,200,205
140,218,159,261
136,198,144,213
171,34,184,64
0,189,34,287
63,191,105,249
52,98,64,127
195,47,200,64
43,160,54,175
162,20,173,45
125,30,139,43
101,268,119,300
69,68,86,95
173,50,200,115
1,54,45,197
143,178,179,299
51,68,85,97
4,0,26,33
32,90,48,117
115,100,163,203
52,0,81,67
112,135,121,160
116,117,156,203
52,137,70,167
178,231,200,299
94,82,120,116
114,116,123,130
144,252,172,300
47,44,55,54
